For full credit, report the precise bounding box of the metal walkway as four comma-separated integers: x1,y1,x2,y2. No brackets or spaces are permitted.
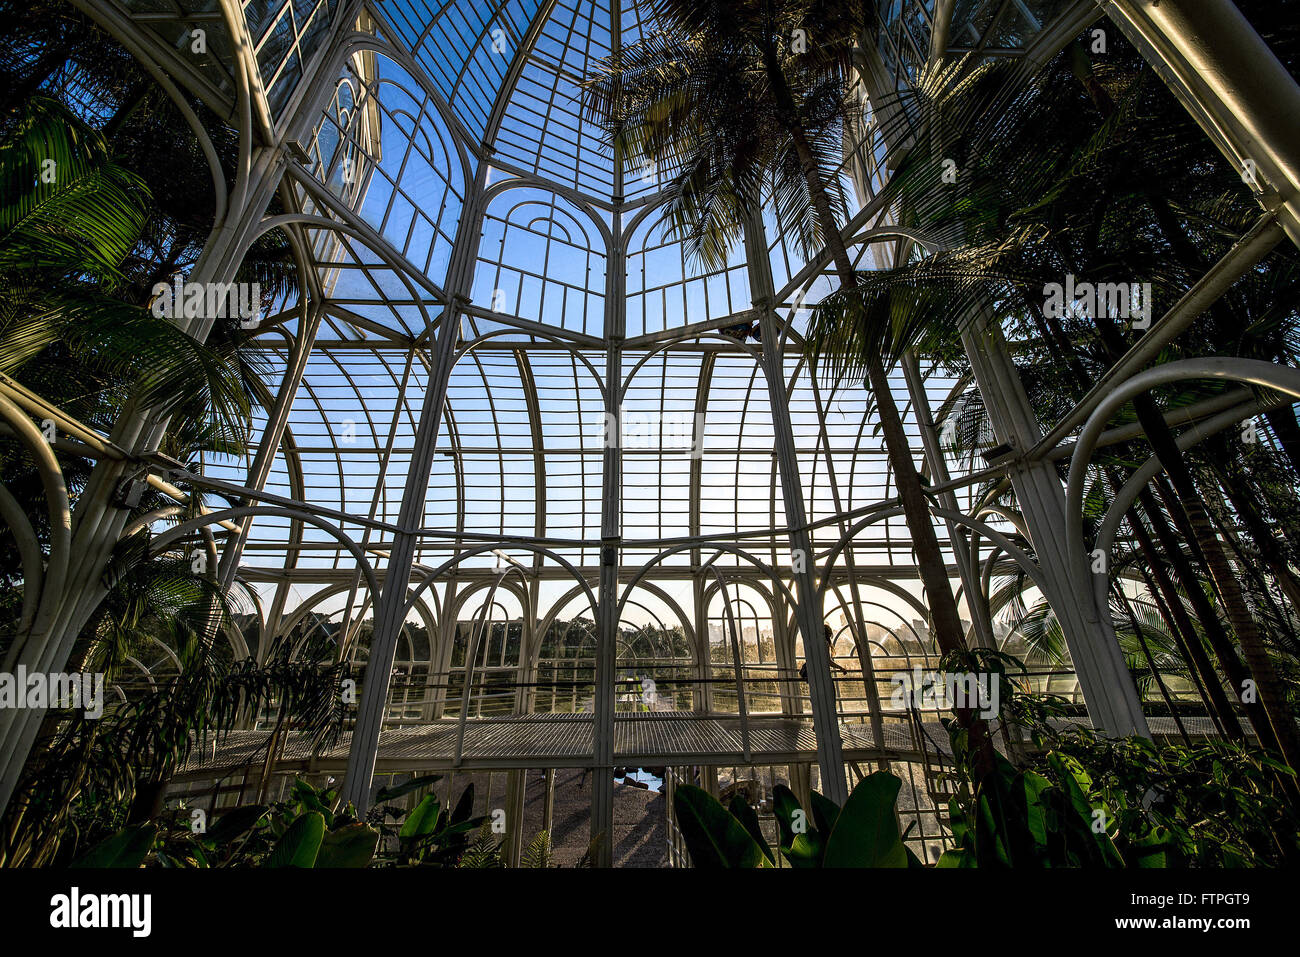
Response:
175,712,1221,781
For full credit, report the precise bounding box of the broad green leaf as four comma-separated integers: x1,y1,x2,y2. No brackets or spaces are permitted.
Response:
935,847,976,868
449,784,475,825
728,796,774,864
265,811,325,868
399,794,443,840
809,790,841,836
672,784,770,868
771,785,807,845
823,772,909,868
316,824,380,868
375,774,443,803
72,824,157,868
205,804,269,845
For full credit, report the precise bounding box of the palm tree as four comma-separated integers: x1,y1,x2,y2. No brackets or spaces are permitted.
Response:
801,22,1300,770
583,0,995,767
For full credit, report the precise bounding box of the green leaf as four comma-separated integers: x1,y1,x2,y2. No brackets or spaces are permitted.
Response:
264,812,325,868
205,804,269,845
671,784,770,868
728,796,774,865
316,824,379,868
935,847,977,868
1020,770,1052,848
71,824,157,868
448,784,475,825
771,785,825,867
809,790,841,836
823,772,909,868
375,774,443,803
399,794,443,840
1047,753,1124,868
771,785,806,845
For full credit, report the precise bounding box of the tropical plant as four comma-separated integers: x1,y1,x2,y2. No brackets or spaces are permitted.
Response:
672,691,1298,868
672,770,922,868
70,776,565,869
583,0,993,769
1,633,352,867
72,778,380,869
1006,692,1300,867
801,9,1300,772
0,96,259,451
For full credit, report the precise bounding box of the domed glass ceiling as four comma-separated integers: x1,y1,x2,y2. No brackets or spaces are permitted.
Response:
119,0,1076,623
11,0,1295,870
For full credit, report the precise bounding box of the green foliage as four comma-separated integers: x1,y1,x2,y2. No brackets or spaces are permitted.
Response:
520,829,553,869
673,784,774,868
939,747,1128,868
674,682,1299,869
264,811,326,868
0,96,260,440
583,0,873,272
673,771,919,868
148,780,376,869
1008,694,1300,867
70,823,157,868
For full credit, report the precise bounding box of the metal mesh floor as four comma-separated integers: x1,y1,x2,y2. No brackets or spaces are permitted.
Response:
176,713,1218,780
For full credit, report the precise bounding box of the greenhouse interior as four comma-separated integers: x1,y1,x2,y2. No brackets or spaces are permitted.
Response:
1,0,1299,876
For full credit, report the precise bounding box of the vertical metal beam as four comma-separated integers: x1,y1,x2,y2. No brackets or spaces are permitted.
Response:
1101,0,1300,248
900,352,997,650
742,215,848,804
341,159,490,810
961,319,1149,735
592,200,624,868
217,300,324,587
589,0,625,865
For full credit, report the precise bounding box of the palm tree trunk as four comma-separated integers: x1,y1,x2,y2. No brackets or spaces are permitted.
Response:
1129,515,1243,737
761,45,993,775
1217,467,1300,614
1140,485,1271,739
1264,406,1300,477
1113,583,1191,745
1088,307,1300,769
1152,465,1300,771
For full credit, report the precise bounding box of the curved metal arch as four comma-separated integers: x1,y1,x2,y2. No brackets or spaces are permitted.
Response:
455,330,609,402
618,544,801,621
1088,395,1287,633
450,575,533,627
1064,357,1300,597
0,393,71,672
530,577,605,654
700,576,778,620
834,572,932,624
619,330,764,402
611,579,699,666
818,504,1050,598
0,481,46,636
531,582,697,666
323,33,477,187
825,586,929,648
273,581,439,664
251,210,442,333
148,505,381,604
65,0,230,225
479,177,615,249
400,543,599,626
